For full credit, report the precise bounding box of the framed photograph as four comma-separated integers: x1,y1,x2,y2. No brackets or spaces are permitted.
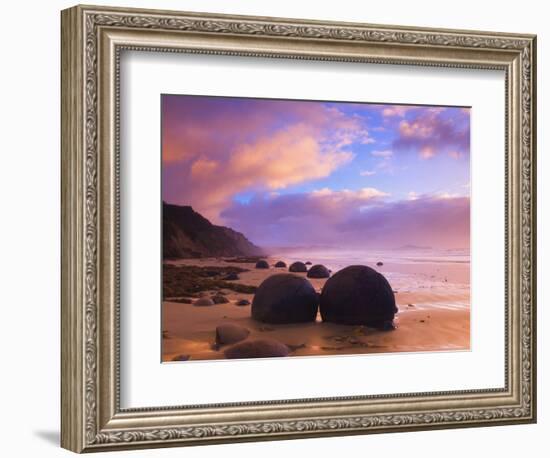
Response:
61,4,537,453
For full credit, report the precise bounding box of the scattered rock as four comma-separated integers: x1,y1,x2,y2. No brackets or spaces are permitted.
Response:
194,297,215,307
408,303,415,307
419,319,426,323
224,256,263,264
212,294,230,304
289,261,308,273
171,354,190,361
223,272,240,281
163,264,254,298
252,274,319,324
215,324,250,345
274,261,287,268
305,261,312,265
376,261,384,267
320,265,397,329
255,260,270,269
224,338,290,359
287,343,307,352
235,299,251,306
172,297,192,304
306,264,331,279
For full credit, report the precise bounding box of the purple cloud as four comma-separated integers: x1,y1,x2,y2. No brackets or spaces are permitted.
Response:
222,191,469,250
393,107,470,159
337,195,470,249
162,95,371,222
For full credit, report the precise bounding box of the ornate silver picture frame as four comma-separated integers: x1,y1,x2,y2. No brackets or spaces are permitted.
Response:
61,4,536,453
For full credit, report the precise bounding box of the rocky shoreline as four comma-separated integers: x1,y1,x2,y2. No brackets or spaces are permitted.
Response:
163,256,470,362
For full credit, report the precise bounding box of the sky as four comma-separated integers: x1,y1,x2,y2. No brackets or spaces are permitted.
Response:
162,95,470,250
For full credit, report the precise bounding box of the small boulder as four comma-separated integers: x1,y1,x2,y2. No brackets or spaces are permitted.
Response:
171,354,190,361
289,261,308,273
320,265,397,329
307,264,331,279
194,297,215,307
252,274,318,324
274,261,287,268
376,261,384,267
172,297,192,304
255,260,269,269
215,324,250,345
223,272,240,281
224,338,290,359
305,261,312,265
212,294,230,304
236,299,251,306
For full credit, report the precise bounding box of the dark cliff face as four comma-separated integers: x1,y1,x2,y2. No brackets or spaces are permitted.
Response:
163,202,264,259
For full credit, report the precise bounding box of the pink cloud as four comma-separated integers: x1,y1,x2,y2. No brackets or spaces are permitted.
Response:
190,157,219,177
381,105,413,117
393,108,470,159
163,96,366,221
448,151,463,159
420,146,435,159
227,124,353,190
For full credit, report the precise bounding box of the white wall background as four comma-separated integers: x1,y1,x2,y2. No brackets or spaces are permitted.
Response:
0,0,546,456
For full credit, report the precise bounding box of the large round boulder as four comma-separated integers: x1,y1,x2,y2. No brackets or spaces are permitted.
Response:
255,260,269,269
320,265,397,329
307,264,331,279
224,338,290,359
251,274,318,324
289,261,307,273
274,261,287,268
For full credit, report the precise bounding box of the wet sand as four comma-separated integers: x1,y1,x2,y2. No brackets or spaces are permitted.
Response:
162,256,470,362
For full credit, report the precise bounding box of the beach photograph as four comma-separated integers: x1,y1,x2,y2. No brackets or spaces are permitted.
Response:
161,95,470,362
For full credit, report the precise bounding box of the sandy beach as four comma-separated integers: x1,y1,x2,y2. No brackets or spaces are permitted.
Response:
162,253,470,362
